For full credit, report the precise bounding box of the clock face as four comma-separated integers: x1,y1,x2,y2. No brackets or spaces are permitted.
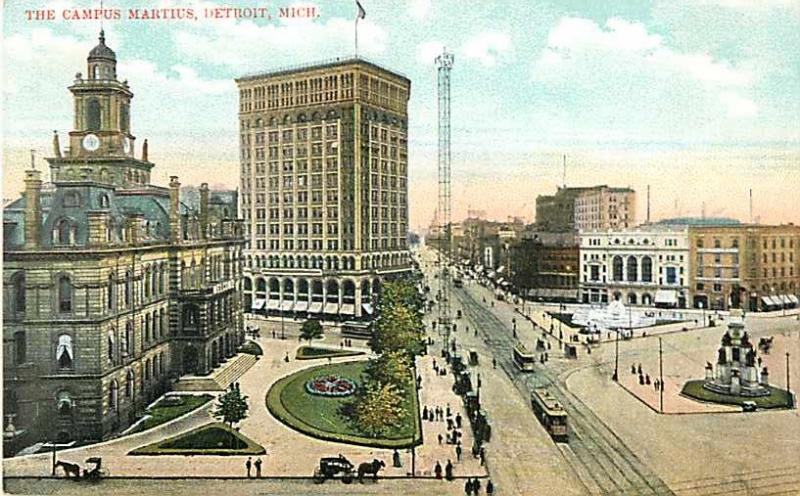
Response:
82,133,100,152
122,137,131,154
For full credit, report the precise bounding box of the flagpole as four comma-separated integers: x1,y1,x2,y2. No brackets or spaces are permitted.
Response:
355,15,359,57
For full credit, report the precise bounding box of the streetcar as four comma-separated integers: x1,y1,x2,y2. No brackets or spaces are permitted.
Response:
530,388,568,442
512,343,536,372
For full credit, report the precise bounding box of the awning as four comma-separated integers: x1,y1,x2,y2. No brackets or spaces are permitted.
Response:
309,301,323,313
496,277,505,285
761,296,779,307
655,290,678,304
788,295,799,305
281,300,294,312
362,303,374,315
251,298,266,310
267,299,280,310
501,280,511,287
778,295,791,305
294,301,309,312
487,271,497,279
340,303,356,315
324,302,339,314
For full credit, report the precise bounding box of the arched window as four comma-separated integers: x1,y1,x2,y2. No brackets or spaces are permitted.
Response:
109,380,119,412
12,272,26,314
182,304,199,331
160,309,166,338
86,98,101,130
107,274,115,310
125,321,134,356
120,103,130,132
626,256,638,282
144,267,151,299
612,256,623,282
14,331,26,364
125,369,134,397
99,193,109,208
124,271,132,307
641,256,653,283
107,331,114,363
54,218,76,245
58,275,73,313
56,334,73,369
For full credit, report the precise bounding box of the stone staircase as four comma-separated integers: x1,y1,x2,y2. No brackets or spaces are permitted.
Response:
173,353,258,392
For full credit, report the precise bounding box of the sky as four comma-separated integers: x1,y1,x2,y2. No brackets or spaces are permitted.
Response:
3,0,800,230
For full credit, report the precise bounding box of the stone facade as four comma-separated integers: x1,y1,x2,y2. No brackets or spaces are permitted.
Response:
536,185,636,232
704,310,770,396
2,31,245,448
579,226,690,306
236,59,412,320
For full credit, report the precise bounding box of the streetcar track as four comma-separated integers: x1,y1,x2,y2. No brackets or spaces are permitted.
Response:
455,285,675,495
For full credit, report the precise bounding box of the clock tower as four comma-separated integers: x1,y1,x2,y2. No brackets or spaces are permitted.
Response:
49,30,153,187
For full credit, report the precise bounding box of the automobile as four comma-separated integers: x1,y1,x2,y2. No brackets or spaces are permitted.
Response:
742,401,757,412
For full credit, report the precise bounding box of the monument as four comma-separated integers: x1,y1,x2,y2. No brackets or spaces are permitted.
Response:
703,309,770,397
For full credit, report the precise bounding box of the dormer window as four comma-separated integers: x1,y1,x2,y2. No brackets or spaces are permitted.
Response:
99,193,109,208
53,218,77,245
64,191,81,207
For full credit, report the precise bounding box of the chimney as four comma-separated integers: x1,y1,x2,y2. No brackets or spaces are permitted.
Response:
23,169,43,249
87,210,111,245
142,139,149,162
199,182,209,239
126,213,144,245
169,176,181,243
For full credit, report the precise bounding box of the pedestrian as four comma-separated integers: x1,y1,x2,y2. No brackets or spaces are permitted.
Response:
245,457,252,478
645,374,651,385
447,417,454,430
435,461,443,479
445,459,454,481
486,479,494,494
639,373,644,385
446,404,451,417
423,405,429,420
284,352,290,362
438,433,443,445
473,477,481,494
456,444,462,461
433,358,438,370
492,357,497,369
254,457,262,478
632,364,636,374
637,363,642,374
456,413,462,429
479,447,486,466
465,478,473,496
340,341,344,348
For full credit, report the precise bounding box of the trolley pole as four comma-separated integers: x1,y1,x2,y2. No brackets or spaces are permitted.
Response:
786,352,791,407
659,337,664,414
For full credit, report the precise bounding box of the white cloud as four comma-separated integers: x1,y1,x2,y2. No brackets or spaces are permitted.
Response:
409,0,432,20
172,6,388,71
534,17,757,118
461,30,511,67
719,91,758,117
416,40,445,65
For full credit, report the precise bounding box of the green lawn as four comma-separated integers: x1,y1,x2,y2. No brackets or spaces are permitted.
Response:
130,394,213,433
295,346,365,360
129,423,265,456
681,380,794,409
266,361,421,448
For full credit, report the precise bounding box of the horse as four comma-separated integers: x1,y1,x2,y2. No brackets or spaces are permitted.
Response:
357,459,385,483
55,460,81,479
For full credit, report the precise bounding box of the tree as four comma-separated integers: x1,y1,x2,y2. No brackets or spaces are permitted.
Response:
354,381,405,438
300,319,324,343
381,281,423,313
371,303,424,355
364,351,412,391
213,384,249,447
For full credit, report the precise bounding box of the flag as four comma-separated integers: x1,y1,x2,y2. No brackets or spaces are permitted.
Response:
356,0,366,20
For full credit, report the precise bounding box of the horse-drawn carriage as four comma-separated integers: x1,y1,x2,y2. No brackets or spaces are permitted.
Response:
758,336,774,354
312,455,385,484
55,457,108,481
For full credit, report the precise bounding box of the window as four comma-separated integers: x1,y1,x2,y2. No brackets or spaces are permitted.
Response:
696,238,704,248
126,370,134,397
124,271,132,307
54,218,76,245
125,322,134,357
12,272,25,314
626,256,638,282
86,98,101,130
56,334,73,369
612,256,623,281
14,331,26,364
63,191,81,207
57,391,74,417
58,276,73,313
107,331,114,363
109,380,119,412
666,267,677,284
641,256,653,283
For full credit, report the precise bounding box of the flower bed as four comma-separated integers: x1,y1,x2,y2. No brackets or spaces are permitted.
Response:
305,375,357,397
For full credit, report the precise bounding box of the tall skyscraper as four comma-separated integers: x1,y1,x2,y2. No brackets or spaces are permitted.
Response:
236,58,411,321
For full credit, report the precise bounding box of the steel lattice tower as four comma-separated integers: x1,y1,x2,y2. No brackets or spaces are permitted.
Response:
436,50,454,354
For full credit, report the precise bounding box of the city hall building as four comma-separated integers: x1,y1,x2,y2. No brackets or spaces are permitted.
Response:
2,31,245,448
236,58,412,322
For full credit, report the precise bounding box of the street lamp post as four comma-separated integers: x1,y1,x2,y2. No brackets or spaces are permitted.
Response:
659,337,664,414
280,305,285,340
612,327,619,382
786,352,791,405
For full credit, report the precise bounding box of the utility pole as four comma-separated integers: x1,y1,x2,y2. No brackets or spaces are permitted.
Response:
659,338,664,413
786,352,791,404
436,49,454,360
612,328,619,382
